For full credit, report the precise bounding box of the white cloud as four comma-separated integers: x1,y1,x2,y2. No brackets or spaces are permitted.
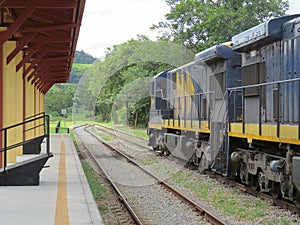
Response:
287,0,300,14
76,0,169,58
76,0,300,58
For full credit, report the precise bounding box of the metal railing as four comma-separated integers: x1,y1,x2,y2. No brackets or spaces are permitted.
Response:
150,91,214,130
227,78,300,139
0,113,50,171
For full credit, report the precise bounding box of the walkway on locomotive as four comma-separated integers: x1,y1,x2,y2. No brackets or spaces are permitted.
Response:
149,43,242,135
227,14,300,146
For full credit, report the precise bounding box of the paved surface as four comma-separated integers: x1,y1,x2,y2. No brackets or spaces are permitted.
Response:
0,134,103,225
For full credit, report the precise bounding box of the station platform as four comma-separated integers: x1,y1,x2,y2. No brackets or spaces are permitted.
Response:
0,134,103,225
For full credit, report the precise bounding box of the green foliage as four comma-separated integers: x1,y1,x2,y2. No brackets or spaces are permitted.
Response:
74,38,194,125
128,97,150,127
152,0,289,52
46,51,95,119
69,64,93,83
45,84,76,117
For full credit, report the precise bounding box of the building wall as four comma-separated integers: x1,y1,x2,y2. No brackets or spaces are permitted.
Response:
1,39,45,166
3,41,23,163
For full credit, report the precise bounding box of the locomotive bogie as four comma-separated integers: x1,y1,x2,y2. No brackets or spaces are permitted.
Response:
231,147,300,201
148,128,167,153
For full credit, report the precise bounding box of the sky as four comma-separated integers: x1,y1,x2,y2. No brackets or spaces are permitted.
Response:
76,0,300,59
76,0,169,58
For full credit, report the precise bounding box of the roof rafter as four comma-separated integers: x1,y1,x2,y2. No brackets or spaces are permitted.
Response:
0,5,36,45
1,0,86,91
16,41,43,71
1,1,77,8
7,32,36,64
19,23,78,33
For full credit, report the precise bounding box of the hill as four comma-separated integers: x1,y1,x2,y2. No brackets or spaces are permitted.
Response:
69,50,97,83
45,50,96,118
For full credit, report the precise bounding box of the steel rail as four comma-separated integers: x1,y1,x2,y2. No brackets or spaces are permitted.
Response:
94,124,300,214
95,124,148,141
86,126,227,225
94,125,152,151
76,126,144,225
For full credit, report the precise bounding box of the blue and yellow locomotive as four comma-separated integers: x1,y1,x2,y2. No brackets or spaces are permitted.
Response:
148,14,300,204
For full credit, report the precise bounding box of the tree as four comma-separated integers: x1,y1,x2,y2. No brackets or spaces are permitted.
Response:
72,38,195,123
74,50,97,64
151,0,289,52
45,84,76,118
69,64,93,83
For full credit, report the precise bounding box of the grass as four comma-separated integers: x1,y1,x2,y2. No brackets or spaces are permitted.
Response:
72,63,93,70
100,134,112,142
99,123,148,139
92,129,112,142
81,161,108,212
49,120,74,134
140,157,159,166
49,119,148,139
170,168,270,221
130,129,148,139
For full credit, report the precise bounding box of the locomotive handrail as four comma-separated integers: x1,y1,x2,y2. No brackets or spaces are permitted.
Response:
227,77,300,139
227,77,300,91
151,91,216,130
153,89,216,100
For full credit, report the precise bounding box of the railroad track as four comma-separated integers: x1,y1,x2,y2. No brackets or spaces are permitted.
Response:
75,125,227,225
95,124,148,142
92,124,300,215
74,126,138,225
76,134,143,224
94,124,151,152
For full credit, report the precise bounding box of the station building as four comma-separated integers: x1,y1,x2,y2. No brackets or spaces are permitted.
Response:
0,0,85,185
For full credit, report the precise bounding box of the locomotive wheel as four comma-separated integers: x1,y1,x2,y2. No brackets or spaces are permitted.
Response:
198,153,208,173
295,189,300,207
250,174,259,191
152,145,159,151
258,171,266,191
239,162,248,183
271,182,282,199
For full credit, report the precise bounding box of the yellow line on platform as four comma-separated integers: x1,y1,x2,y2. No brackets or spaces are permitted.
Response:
54,135,70,225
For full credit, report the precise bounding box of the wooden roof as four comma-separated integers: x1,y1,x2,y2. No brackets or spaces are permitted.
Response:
0,0,86,93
